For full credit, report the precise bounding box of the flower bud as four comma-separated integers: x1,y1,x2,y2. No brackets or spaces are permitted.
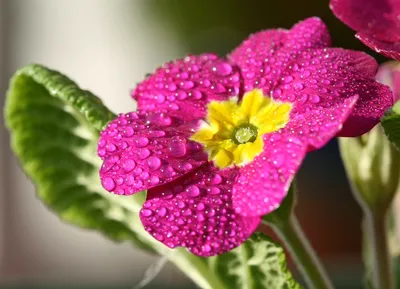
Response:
339,125,400,213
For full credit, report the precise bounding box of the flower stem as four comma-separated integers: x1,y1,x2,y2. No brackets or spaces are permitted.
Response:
264,216,334,289
365,210,394,289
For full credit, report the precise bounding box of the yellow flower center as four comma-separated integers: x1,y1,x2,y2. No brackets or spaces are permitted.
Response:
190,89,293,169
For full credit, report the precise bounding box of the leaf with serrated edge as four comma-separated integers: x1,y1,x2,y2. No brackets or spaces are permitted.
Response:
209,233,302,289
4,64,227,289
382,104,400,152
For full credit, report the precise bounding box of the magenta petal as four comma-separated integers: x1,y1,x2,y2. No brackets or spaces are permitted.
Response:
228,17,330,93
330,0,400,59
132,54,241,121
140,164,260,257
98,112,207,195
330,0,400,43
233,132,307,217
356,33,400,61
376,61,400,102
272,48,392,143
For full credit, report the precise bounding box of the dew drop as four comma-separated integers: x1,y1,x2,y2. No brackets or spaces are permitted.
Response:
147,114,172,126
202,244,212,253
197,213,205,221
102,177,115,191
168,136,187,157
98,139,106,147
211,174,222,185
207,187,221,195
149,130,166,138
141,209,153,217
106,143,116,152
138,148,151,159
177,201,186,209
273,154,285,167
197,202,205,211
176,91,187,100
214,63,232,76
294,83,304,91
150,175,160,185
155,94,165,103
158,207,167,217
134,136,149,148
311,95,320,103
133,179,143,188
147,156,161,170
124,126,134,137
181,80,194,89
282,75,293,84
186,185,200,197
169,103,180,111
122,159,136,172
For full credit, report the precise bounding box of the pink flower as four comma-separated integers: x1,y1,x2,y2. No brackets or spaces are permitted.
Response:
97,18,392,256
376,61,400,102
330,0,400,60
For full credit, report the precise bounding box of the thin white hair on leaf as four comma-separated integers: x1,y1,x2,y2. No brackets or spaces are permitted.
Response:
133,256,169,289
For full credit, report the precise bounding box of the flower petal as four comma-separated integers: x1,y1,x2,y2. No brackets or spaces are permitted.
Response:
330,0,400,43
376,61,400,102
233,131,307,217
228,17,331,93
271,48,392,147
132,54,241,121
356,33,400,61
98,112,207,195
140,164,261,257
330,0,400,60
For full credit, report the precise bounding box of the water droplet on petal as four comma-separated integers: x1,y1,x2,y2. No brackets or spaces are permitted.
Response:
142,209,153,217
158,207,167,217
186,185,200,197
150,175,160,185
197,202,205,211
102,177,115,191
181,80,194,89
311,95,320,103
214,63,232,76
282,75,293,84
168,136,187,157
134,136,149,147
211,174,222,185
106,143,116,152
207,187,220,195
138,148,151,159
147,156,161,170
122,159,136,172
177,201,186,209
202,244,212,252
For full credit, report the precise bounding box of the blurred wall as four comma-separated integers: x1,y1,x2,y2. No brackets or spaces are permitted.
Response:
0,0,6,269
0,0,190,287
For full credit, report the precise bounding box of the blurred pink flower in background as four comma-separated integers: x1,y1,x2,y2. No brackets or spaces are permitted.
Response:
330,0,400,60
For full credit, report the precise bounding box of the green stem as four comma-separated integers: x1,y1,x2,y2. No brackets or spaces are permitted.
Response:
365,211,394,289
264,216,333,289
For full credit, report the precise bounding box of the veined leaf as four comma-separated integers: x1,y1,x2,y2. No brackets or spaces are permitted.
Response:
4,64,227,289
209,233,302,289
381,101,400,152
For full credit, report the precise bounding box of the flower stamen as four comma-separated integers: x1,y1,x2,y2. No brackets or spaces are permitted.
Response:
191,89,293,168
233,124,258,144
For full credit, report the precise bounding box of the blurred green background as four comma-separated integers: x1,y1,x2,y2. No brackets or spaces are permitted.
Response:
0,0,389,288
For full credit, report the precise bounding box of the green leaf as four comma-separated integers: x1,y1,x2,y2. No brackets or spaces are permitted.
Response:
4,63,159,250
4,64,229,289
209,233,302,289
381,102,400,152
